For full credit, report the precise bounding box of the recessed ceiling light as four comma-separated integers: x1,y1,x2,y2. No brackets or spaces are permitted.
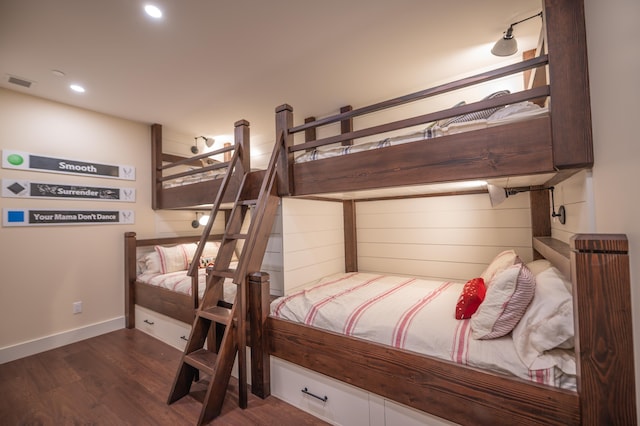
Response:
51,69,65,78
144,4,162,19
70,84,85,93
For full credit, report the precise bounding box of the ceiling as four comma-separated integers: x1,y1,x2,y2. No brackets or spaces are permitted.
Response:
0,0,542,154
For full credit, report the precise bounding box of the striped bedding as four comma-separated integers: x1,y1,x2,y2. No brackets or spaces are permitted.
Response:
270,272,576,390
162,168,227,189
137,261,238,304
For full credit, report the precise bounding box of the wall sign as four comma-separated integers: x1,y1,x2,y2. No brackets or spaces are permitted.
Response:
3,208,135,227
2,150,135,180
2,179,135,202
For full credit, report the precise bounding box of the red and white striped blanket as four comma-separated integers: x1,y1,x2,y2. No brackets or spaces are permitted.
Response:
270,272,575,389
137,261,238,303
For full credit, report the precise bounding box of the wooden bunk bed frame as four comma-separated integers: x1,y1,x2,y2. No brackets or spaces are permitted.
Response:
263,233,635,425
124,232,224,327
151,119,252,210
252,1,634,424
139,1,635,423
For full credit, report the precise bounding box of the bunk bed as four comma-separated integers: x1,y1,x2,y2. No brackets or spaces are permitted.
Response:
151,119,253,210
124,232,228,327
128,118,253,327
140,1,635,424
263,234,634,425
274,3,592,198
251,1,635,424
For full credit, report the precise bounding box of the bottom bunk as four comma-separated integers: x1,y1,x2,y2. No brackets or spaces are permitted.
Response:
263,234,635,425
124,232,234,328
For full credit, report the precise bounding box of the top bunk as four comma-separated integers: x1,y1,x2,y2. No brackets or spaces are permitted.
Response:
151,120,256,210
151,0,591,208
275,0,592,198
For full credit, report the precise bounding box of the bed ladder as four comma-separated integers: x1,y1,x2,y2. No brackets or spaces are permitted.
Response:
167,134,281,425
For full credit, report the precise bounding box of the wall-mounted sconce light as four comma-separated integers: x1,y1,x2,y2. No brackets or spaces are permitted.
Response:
491,12,543,57
487,184,566,224
199,214,210,227
191,212,212,228
191,212,201,228
191,136,215,154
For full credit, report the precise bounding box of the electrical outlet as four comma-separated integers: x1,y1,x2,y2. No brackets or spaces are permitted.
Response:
73,301,82,314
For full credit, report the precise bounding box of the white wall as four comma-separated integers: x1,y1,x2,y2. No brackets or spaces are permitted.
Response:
357,192,533,282
584,0,640,417
0,89,202,362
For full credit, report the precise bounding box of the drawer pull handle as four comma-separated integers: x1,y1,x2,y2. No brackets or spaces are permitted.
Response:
143,319,155,325
180,335,188,341
301,387,328,403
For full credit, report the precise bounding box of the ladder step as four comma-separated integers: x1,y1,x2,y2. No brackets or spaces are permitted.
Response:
184,349,218,376
225,233,248,240
198,306,232,324
209,269,236,278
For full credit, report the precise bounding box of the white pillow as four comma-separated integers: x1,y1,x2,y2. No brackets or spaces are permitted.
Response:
480,249,519,284
487,101,541,121
202,241,220,258
182,243,198,266
138,252,161,274
511,266,574,372
471,263,535,339
526,259,552,276
155,245,189,274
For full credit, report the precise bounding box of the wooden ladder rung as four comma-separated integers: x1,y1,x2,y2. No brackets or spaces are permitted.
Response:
184,349,218,376
208,269,235,279
199,306,232,324
225,233,248,240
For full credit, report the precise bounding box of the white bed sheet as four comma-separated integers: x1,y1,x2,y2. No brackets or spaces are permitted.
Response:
294,102,549,164
270,271,575,390
137,262,238,304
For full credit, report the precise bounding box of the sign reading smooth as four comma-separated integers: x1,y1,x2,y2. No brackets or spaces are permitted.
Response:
2,150,135,180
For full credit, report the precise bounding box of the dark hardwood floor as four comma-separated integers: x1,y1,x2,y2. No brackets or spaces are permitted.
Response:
0,328,328,425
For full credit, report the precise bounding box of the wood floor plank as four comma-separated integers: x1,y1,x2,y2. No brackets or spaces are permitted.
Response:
0,328,328,425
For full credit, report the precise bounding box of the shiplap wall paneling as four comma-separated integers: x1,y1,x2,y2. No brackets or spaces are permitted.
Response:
282,198,345,293
261,204,284,296
357,193,532,282
551,170,593,244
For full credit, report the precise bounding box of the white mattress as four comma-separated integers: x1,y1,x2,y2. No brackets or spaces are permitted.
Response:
295,102,549,163
271,271,575,390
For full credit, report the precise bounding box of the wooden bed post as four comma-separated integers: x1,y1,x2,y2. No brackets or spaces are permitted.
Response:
571,234,637,425
151,124,163,210
340,105,353,146
304,115,316,152
235,119,250,173
248,271,271,398
544,0,593,169
275,104,293,196
343,200,358,272
124,231,137,328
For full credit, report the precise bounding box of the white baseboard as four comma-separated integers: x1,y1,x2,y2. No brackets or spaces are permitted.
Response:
0,316,125,364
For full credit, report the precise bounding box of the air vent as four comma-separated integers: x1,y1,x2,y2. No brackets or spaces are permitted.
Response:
7,75,34,88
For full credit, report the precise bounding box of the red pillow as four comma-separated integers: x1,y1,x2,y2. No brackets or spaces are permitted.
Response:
455,278,486,320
